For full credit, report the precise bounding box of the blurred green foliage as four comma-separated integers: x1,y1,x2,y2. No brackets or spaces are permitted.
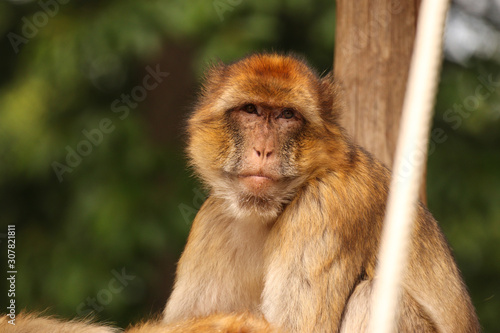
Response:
0,0,498,331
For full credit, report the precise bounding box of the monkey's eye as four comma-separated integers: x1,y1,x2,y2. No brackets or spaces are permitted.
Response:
280,108,295,119
243,104,257,114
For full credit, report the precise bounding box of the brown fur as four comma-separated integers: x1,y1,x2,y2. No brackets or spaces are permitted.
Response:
164,53,480,332
1,312,281,333
0,313,118,333
127,313,282,333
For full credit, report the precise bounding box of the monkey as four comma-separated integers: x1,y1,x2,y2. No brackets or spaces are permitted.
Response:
162,53,481,332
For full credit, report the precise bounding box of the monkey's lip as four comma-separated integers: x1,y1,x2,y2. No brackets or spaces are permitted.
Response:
238,174,276,192
238,174,276,181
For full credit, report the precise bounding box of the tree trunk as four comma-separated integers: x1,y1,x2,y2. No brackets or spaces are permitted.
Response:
334,0,426,202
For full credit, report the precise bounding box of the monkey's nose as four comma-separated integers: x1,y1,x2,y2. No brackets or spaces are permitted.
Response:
254,148,273,159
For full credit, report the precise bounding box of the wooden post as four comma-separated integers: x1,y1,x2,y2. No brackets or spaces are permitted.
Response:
334,0,426,202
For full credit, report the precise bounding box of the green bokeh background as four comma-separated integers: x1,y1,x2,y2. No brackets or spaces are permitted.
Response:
0,0,499,331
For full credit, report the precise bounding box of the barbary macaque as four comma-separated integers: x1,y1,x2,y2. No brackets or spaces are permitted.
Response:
163,53,480,332
0,53,480,333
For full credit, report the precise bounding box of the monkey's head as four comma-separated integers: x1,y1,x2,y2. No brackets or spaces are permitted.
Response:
187,53,344,221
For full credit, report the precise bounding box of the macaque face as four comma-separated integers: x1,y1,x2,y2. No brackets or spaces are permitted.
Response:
222,102,305,216
188,54,332,221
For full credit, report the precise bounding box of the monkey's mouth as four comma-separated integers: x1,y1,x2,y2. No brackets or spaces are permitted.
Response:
238,174,276,194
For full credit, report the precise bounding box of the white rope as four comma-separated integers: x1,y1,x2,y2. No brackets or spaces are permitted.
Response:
369,0,450,332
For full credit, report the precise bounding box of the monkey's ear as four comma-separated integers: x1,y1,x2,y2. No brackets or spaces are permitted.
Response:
318,72,343,124
201,61,227,95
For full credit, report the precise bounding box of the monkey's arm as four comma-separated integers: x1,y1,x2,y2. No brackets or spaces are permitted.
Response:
0,313,119,333
128,313,282,333
261,176,373,332
164,197,267,323
0,312,282,333
401,205,481,333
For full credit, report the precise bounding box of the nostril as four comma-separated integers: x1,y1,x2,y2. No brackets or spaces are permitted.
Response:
254,148,272,159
